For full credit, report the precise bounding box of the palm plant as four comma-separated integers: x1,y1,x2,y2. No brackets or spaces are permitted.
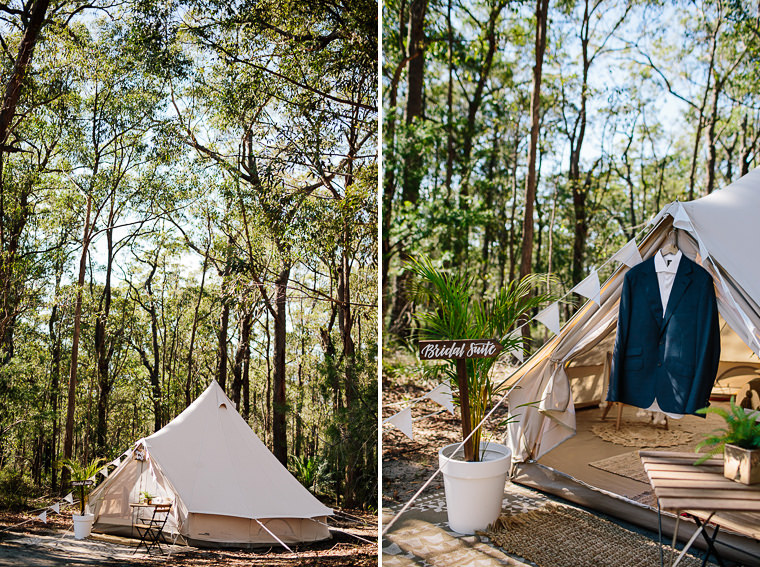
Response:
58,457,105,515
409,255,553,461
695,397,760,464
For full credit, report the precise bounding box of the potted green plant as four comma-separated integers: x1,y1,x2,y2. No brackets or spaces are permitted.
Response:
58,457,105,539
141,491,156,505
409,255,552,533
696,397,760,484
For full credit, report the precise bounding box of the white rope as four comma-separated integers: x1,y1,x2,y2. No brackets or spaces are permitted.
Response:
309,518,376,545
254,518,294,553
382,371,528,536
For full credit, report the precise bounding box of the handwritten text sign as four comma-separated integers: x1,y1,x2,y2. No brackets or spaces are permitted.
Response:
71,480,94,487
419,339,503,360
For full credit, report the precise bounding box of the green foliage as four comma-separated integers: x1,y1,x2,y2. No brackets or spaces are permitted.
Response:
319,348,378,509
408,255,555,460
696,397,760,464
290,455,329,496
140,490,156,502
0,469,34,512
57,457,105,515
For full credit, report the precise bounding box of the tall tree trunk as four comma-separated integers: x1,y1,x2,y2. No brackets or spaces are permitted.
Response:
401,0,428,203
272,268,290,465
185,242,209,407
454,1,506,267
381,35,414,318
739,114,758,177
265,309,272,442
444,0,455,196
62,193,92,488
339,239,357,507
295,332,305,459
520,0,549,281
0,0,51,360
568,0,593,285
704,76,723,194
48,258,63,492
232,309,252,410
217,303,230,392
95,218,114,454
688,19,720,199
389,0,428,340
143,261,162,432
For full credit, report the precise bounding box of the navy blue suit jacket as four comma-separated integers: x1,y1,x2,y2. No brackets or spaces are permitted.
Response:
607,255,720,415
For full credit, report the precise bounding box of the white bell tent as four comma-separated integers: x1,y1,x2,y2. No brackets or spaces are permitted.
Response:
506,167,760,464
88,380,332,547
500,167,760,559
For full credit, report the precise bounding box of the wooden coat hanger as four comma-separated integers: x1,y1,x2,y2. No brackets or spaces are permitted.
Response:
661,228,679,256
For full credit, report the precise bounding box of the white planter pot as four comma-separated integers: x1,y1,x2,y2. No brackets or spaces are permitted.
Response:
438,441,511,534
72,513,95,540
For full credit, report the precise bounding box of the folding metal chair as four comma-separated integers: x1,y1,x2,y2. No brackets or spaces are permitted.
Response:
134,503,172,554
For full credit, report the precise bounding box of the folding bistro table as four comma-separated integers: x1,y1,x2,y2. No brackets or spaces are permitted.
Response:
640,450,760,567
129,502,172,554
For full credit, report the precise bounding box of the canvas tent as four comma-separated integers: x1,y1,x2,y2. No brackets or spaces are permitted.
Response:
501,168,760,559
88,380,332,547
506,166,760,464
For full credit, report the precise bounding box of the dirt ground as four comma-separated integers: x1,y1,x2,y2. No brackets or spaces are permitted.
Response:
0,509,377,566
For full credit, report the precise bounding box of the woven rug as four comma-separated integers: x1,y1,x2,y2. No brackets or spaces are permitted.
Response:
386,518,529,567
589,450,651,483
591,421,695,447
485,505,710,567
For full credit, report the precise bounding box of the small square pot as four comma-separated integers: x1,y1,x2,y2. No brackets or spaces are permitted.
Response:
724,444,760,485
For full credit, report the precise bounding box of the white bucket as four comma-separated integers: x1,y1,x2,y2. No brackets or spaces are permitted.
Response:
72,513,95,540
438,441,511,534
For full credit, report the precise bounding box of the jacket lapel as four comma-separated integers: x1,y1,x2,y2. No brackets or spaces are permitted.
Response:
661,257,693,332
642,258,663,324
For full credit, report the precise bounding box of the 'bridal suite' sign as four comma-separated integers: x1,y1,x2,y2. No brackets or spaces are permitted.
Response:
419,339,503,360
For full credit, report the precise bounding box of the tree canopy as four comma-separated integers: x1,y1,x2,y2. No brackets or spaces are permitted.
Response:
0,0,377,511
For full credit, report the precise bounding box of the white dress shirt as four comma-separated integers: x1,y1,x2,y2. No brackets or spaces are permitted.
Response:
646,249,684,419
653,249,682,315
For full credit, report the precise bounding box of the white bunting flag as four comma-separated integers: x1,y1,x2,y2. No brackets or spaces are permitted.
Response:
87,476,96,483
507,330,525,363
513,343,525,363
110,457,121,467
384,407,414,440
535,302,561,336
424,383,454,414
64,493,74,504
51,503,60,514
38,511,47,523
571,270,601,306
99,467,109,479
610,239,643,268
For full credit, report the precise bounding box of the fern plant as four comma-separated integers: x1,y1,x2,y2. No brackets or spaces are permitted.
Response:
291,455,323,494
695,397,760,464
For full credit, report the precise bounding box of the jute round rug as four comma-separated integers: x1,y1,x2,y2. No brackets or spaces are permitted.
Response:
591,421,695,447
485,505,709,567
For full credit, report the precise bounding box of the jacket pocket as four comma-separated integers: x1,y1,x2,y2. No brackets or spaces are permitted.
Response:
670,360,694,377
625,346,643,370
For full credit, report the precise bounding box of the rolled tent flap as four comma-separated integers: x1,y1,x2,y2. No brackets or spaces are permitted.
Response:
505,168,760,464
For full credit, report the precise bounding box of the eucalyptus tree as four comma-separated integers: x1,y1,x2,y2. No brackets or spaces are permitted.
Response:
174,0,377,483
55,16,171,466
